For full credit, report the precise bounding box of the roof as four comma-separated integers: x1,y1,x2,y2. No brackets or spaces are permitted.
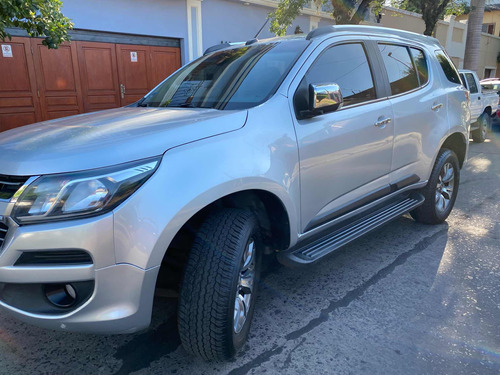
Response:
306,25,441,46
204,25,442,56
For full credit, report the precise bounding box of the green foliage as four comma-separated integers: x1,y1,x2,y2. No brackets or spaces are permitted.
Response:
270,0,310,36
391,0,469,18
270,0,386,36
391,0,457,35
0,0,73,49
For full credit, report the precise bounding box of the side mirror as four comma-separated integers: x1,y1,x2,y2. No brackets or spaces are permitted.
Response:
301,83,343,119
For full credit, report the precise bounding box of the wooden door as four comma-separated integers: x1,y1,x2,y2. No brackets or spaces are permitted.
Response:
0,37,42,132
31,39,84,120
76,41,120,112
148,46,181,88
116,44,151,106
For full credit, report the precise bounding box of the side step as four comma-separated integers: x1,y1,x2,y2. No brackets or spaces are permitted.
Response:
278,194,424,266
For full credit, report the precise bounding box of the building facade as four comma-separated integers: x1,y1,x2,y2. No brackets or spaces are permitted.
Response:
0,0,336,132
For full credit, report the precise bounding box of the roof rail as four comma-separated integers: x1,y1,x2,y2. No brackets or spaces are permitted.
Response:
306,25,440,46
203,41,246,55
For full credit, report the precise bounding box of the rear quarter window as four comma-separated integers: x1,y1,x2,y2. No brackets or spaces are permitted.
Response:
378,44,419,95
435,50,461,84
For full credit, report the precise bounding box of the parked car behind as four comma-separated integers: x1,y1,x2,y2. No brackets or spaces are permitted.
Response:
480,77,500,131
0,26,469,361
459,70,499,142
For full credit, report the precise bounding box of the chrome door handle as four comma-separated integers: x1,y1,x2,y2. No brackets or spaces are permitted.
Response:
375,117,392,127
431,103,443,111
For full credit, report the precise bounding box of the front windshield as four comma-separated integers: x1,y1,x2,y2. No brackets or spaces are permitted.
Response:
139,40,309,110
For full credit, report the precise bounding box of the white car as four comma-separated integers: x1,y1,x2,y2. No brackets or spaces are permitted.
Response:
460,70,499,142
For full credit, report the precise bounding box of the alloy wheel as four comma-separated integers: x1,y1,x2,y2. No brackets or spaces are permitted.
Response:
233,239,255,334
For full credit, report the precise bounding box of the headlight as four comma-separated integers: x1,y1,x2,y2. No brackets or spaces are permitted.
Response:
11,157,160,224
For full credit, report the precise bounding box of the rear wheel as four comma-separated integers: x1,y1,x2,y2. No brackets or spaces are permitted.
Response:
472,113,490,143
411,149,460,224
178,209,261,361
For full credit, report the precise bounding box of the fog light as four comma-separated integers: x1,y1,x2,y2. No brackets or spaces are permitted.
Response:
45,284,77,308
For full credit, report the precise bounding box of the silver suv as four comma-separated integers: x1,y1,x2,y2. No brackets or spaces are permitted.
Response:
0,26,469,360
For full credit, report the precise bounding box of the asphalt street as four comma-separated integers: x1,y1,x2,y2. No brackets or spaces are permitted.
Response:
0,132,499,375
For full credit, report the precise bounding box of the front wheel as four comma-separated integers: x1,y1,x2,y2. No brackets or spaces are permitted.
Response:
411,149,460,225
178,209,261,361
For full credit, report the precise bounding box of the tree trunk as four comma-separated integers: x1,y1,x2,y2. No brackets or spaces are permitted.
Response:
331,0,372,25
464,0,486,71
420,0,451,36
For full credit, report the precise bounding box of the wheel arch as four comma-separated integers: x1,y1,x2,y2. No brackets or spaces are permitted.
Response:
440,132,467,168
154,188,292,291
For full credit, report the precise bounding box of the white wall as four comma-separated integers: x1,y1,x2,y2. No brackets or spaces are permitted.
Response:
62,0,189,61
201,0,313,51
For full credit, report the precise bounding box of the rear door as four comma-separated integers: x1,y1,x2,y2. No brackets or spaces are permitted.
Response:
375,41,448,184
290,38,394,232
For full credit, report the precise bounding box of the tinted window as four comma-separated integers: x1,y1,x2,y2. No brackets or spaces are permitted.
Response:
294,43,376,116
435,50,461,84
410,48,429,86
140,40,308,110
378,44,419,95
460,73,466,86
465,73,478,94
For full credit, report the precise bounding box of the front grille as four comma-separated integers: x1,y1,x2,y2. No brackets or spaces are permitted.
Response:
0,222,8,249
14,250,93,266
0,175,29,200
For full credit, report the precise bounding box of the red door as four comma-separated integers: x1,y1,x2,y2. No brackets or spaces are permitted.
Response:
31,39,84,120
0,37,42,132
116,44,151,106
76,41,121,112
148,46,181,87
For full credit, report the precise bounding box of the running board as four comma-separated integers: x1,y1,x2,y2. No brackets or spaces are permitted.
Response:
278,194,425,266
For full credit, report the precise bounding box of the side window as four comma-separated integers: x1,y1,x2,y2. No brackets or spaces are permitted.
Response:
459,73,467,87
409,48,429,86
435,50,461,84
294,43,376,116
465,73,478,94
378,44,419,95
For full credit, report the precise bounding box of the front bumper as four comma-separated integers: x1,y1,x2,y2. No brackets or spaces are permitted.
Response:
0,213,159,334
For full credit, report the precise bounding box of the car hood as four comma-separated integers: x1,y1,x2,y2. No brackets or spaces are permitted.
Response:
0,107,247,175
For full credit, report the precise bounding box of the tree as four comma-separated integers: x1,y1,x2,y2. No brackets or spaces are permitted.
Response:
270,0,385,36
463,0,486,71
392,0,469,36
0,0,72,49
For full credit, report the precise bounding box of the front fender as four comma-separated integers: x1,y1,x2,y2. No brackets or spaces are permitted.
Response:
112,96,300,269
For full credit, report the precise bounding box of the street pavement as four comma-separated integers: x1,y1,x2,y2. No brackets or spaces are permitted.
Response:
0,132,499,375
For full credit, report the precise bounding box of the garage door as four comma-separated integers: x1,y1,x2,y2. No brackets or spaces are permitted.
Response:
0,34,181,132
0,37,41,131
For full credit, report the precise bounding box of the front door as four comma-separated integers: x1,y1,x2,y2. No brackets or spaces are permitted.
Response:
463,72,482,121
291,41,394,232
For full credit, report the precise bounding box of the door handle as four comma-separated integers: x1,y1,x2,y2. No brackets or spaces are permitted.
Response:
431,103,443,111
120,84,126,99
374,117,392,127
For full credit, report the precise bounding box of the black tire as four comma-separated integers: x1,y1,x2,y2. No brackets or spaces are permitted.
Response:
471,113,490,143
178,209,261,361
410,149,460,225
